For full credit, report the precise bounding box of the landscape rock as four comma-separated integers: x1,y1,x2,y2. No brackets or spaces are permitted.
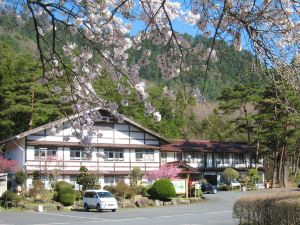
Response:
171,199,181,206
190,198,200,203
136,197,149,208
154,200,161,207
163,201,172,206
148,199,155,206
119,199,136,208
180,199,191,204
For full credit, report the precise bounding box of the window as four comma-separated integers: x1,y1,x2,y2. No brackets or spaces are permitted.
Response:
70,175,77,188
104,149,124,161
194,152,204,164
70,148,91,160
97,192,113,198
104,176,124,185
234,154,245,164
161,152,167,163
223,154,230,164
84,191,96,198
135,150,154,161
34,147,57,160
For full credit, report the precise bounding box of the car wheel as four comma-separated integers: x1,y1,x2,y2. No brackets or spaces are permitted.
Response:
112,209,116,212
84,203,89,212
96,204,102,212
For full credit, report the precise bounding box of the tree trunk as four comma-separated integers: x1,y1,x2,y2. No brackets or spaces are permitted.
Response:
294,147,300,179
278,146,285,187
272,151,278,188
255,141,260,169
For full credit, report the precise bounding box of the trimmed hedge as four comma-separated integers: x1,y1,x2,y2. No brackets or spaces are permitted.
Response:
54,181,75,206
148,179,176,200
233,192,300,225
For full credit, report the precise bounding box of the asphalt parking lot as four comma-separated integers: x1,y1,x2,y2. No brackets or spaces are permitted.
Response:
1,190,294,225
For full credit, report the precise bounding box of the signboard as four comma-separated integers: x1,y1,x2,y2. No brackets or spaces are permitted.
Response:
171,179,186,194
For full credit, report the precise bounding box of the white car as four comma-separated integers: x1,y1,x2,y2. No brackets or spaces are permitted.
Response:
83,190,118,212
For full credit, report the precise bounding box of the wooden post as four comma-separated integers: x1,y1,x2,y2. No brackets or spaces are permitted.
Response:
185,174,190,198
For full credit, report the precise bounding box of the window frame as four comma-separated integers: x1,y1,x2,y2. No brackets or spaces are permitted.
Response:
70,148,91,160
104,149,124,161
135,150,154,162
34,147,58,160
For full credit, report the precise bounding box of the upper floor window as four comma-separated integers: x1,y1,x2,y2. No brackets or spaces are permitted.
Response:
183,152,204,163
135,150,154,161
34,147,57,160
70,148,91,160
104,149,124,161
104,176,125,185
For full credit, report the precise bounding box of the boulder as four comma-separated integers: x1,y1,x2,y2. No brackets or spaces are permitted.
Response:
171,199,181,206
180,199,191,204
163,201,172,206
133,195,142,202
148,199,155,206
154,199,161,207
190,198,200,203
119,199,136,208
136,197,149,208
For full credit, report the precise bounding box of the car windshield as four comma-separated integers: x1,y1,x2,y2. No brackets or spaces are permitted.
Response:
97,192,113,198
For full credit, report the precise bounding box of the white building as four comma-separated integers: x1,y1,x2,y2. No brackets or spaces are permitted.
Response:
0,110,169,189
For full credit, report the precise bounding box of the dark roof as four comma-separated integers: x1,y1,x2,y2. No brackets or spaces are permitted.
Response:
166,161,199,174
26,141,161,150
161,140,251,153
0,108,170,144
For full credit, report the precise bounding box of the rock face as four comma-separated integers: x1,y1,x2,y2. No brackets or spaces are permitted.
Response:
136,197,149,208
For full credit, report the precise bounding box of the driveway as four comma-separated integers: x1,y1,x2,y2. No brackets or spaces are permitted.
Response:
0,191,264,225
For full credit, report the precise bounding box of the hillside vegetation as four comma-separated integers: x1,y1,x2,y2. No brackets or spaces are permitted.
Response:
0,12,262,140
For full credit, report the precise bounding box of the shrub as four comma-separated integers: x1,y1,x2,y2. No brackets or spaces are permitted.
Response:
32,180,45,192
233,192,300,225
29,180,45,198
114,181,136,199
57,184,75,206
0,191,21,207
136,185,150,197
75,190,82,201
55,181,71,192
219,184,230,191
223,168,239,184
147,178,176,200
15,170,27,187
103,185,116,194
191,187,203,197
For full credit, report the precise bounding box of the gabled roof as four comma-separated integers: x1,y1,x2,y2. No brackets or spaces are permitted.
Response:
0,109,170,144
161,139,251,153
166,161,199,174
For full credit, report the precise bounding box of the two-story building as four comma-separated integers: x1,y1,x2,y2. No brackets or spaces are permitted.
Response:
161,140,264,185
0,109,264,189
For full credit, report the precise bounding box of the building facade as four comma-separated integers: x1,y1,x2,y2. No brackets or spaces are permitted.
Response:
0,110,264,189
161,140,264,185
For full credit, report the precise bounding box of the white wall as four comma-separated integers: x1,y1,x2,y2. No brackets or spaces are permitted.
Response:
26,122,160,146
